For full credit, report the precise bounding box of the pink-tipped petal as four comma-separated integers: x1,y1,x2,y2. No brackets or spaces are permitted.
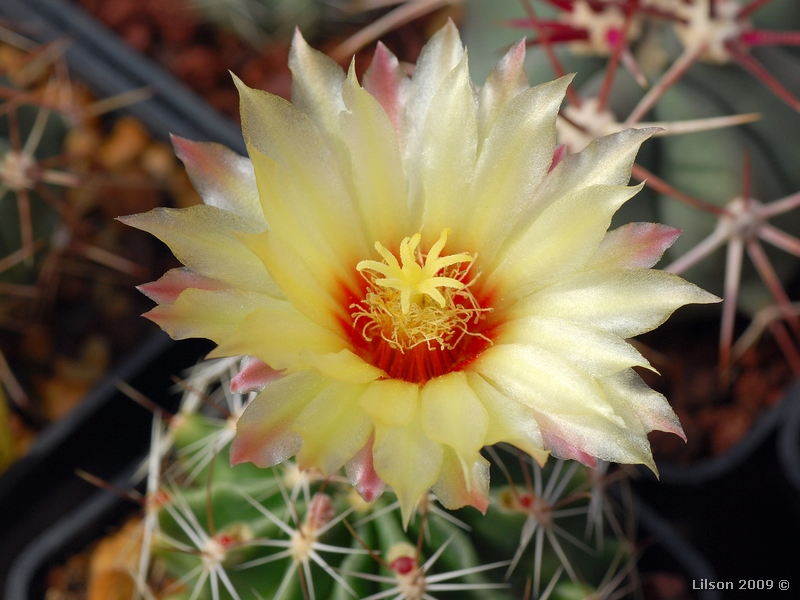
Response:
120,206,278,296
346,434,386,503
600,369,686,442
431,448,490,514
590,222,682,269
137,268,227,304
171,136,264,228
363,42,409,136
231,356,283,393
541,432,598,468
478,38,529,139
230,372,325,468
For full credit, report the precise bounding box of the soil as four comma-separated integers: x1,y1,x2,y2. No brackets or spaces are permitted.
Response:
75,0,451,115
0,38,201,463
639,317,793,464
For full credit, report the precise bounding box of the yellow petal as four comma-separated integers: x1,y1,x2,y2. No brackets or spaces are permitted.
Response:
465,372,549,465
472,343,621,424
419,53,477,241
373,414,443,528
341,65,412,248
404,19,464,143
496,315,653,377
237,226,348,332
403,20,464,205
236,76,368,266
288,29,346,146
420,372,488,477
358,379,419,426
147,288,280,344
536,127,657,205
467,76,572,263
294,382,373,476
209,305,346,372
231,372,327,468
513,267,720,338
120,206,279,296
487,184,643,302
300,348,384,383
599,369,686,441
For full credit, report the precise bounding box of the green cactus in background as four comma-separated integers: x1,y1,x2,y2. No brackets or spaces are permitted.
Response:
0,35,78,436
130,357,639,600
0,30,182,459
0,58,73,288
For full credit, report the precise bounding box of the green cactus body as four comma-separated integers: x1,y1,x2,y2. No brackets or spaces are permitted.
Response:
140,359,637,600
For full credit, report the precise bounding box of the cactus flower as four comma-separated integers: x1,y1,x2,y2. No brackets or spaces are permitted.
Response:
121,22,717,523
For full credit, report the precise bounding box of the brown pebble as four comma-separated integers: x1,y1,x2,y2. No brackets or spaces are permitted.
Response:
97,0,141,30
121,20,154,53
206,87,240,118
642,572,691,600
38,376,91,421
22,323,53,363
700,405,754,456
140,142,176,181
88,572,135,600
734,369,768,412
65,127,102,161
98,116,151,170
172,46,224,94
87,517,142,600
146,0,196,46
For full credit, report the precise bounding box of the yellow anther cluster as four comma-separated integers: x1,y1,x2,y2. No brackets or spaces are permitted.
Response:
353,229,490,351
356,229,474,314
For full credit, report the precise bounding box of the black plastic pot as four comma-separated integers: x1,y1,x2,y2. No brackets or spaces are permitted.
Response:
0,0,244,154
777,381,800,517
0,0,237,588
0,335,212,591
6,459,142,600
634,381,800,599
634,495,721,600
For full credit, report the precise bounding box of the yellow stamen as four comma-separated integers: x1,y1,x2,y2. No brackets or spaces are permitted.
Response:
353,229,490,352
356,229,473,314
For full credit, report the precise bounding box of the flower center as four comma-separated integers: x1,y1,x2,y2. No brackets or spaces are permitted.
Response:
351,229,492,383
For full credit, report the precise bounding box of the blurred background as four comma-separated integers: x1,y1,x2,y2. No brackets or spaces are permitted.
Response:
2,1,800,599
